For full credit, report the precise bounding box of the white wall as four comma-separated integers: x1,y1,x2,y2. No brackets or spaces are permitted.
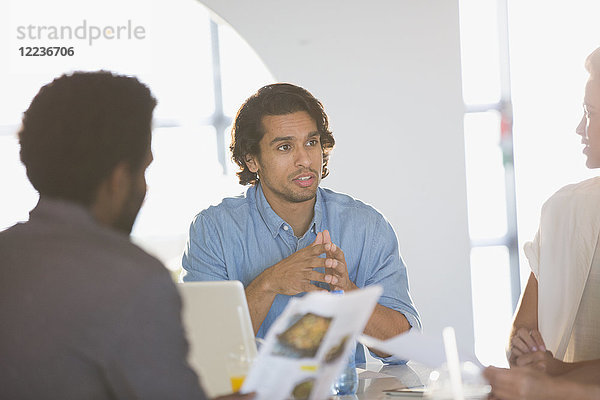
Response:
201,1,474,348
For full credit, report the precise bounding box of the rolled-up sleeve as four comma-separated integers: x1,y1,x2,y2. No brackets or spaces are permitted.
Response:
366,217,421,329
180,212,228,282
362,217,421,364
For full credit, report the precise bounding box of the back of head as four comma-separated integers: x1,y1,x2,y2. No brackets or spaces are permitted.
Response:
19,71,157,206
230,83,335,186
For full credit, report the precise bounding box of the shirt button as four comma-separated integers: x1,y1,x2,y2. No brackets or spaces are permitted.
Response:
283,225,289,231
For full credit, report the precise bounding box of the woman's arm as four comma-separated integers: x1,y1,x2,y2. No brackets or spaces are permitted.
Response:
507,272,546,366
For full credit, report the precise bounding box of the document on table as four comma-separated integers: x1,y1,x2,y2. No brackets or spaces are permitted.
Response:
358,330,482,369
356,368,395,379
241,286,382,400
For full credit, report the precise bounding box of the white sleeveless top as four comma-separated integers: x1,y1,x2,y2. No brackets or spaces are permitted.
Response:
524,177,600,359
564,246,600,362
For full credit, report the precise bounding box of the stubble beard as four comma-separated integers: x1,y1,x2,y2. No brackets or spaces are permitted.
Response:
113,186,146,235
260,171,320,204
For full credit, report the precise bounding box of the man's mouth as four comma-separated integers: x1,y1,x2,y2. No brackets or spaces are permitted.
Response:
293,174,316,187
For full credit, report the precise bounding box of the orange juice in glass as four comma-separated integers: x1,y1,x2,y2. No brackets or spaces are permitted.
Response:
230,375,246,392
226,350,253,392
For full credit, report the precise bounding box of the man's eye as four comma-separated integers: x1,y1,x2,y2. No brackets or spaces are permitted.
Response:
278,144,291,151
307,139,319,146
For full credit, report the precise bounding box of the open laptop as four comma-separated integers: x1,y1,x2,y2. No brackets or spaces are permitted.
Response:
178,281,257,397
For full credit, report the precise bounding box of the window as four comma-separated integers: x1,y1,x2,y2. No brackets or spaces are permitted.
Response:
459,0,517,366
0,0,274,275
459,0,600,367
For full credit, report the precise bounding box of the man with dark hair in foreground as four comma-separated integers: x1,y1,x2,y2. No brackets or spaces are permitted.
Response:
0,71,252,400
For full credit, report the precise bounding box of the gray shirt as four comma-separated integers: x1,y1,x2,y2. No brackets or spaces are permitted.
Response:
0,197,206,400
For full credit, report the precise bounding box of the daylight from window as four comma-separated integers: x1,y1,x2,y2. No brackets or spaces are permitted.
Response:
4,0,600,371
0,0,274,273
459,0,600,366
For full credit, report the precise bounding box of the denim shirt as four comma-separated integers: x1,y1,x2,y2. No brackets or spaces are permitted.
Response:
181,184,421,363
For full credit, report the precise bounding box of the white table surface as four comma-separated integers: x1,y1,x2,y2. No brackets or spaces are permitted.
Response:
330,361,431,400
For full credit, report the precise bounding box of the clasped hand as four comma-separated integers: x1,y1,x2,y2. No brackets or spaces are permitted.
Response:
508,328,565,375
264,230,356,295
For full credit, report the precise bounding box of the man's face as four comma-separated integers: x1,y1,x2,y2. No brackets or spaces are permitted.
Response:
577,78,600,168
113,146,153,234
246,111,323,206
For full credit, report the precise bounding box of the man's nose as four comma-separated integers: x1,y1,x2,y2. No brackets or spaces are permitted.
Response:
576,115,587,137
295,146,311,168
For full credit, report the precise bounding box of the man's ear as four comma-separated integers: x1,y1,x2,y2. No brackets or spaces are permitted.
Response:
105,162,131,200
91,162,131,226
245,154,259,173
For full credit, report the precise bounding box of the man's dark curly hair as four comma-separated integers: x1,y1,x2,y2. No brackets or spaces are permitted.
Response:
19,71,156,206
230,83,335,186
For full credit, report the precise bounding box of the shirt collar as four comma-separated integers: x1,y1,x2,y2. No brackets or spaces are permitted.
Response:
253,184,323,238
30,196,131,240
30,196,98,229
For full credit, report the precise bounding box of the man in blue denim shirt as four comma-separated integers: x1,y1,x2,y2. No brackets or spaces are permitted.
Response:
182,83,421,363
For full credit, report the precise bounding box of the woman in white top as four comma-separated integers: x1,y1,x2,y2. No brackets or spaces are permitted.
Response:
508,47,600,375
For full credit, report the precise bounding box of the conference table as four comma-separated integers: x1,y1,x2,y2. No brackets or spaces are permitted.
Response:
332,361,431,400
